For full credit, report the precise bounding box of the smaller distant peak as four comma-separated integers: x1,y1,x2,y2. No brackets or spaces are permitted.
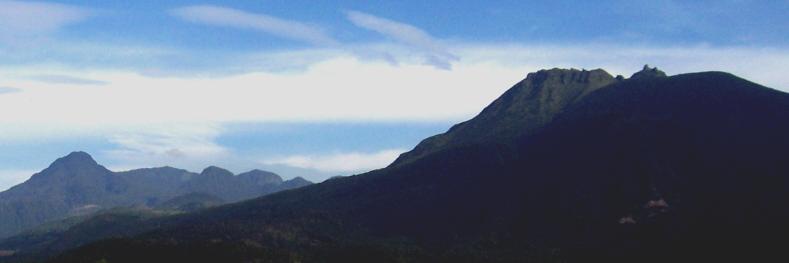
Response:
286,177,312,184
239,169,281,179
239,169,283,185
200,166,234,177
244,169,272,174
630,64,667,79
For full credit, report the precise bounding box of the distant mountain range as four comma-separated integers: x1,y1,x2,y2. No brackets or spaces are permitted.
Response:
0,152,312,239
4,65,789,262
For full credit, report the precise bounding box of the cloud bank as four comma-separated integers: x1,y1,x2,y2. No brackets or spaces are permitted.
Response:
25,74,108,85
104,124,229,168
1,44,788,132
263,149,405,173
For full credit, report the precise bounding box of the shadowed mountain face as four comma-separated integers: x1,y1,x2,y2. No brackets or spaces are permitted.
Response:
154,192,225,212
0,153,123,239
18,66,789,262
0,153,312,239
392,68,617,165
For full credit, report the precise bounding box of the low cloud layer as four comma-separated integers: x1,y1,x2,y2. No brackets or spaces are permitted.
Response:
0,44,787,142
25,74,108,85
263,149,405,173
103,124,229,170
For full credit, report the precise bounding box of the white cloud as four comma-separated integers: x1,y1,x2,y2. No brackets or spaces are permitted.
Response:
0,55,522,127
103,124,229,169
0,0,92,44
263,149,405,173
0,169,36,191
171,5,337,46
345,10,459,69
0,43,787,143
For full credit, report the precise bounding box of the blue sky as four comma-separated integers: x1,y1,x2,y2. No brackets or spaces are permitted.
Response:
1,0,789,190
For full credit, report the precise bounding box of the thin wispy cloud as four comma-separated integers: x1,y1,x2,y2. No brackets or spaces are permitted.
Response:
345,10,459,70
263,149,405,173
0,0,92,43
0,86,20,94
171,5,338,46
25,74,108,85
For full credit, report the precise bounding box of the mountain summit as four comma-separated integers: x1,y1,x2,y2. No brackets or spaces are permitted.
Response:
393,68,616,165
34,151,105,179
50,151,99,167
198,166,234,178
630,64,667,79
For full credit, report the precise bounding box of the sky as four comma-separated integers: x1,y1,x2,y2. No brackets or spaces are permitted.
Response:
1,0,789,190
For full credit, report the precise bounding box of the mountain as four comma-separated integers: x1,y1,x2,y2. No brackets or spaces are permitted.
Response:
392,67,617,165
179,167,308,203
0,153,312,239
0,152,126,239
23,66,789,262
278,176,312,189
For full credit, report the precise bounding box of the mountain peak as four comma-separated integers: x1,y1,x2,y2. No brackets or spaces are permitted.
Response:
287,176,310,183
525,68,614,85
392,67,616,165
238,169,283,185
199,166,234,177
242,169,273,175
282,176,312,188
49,151,99,169
630,64,667,79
